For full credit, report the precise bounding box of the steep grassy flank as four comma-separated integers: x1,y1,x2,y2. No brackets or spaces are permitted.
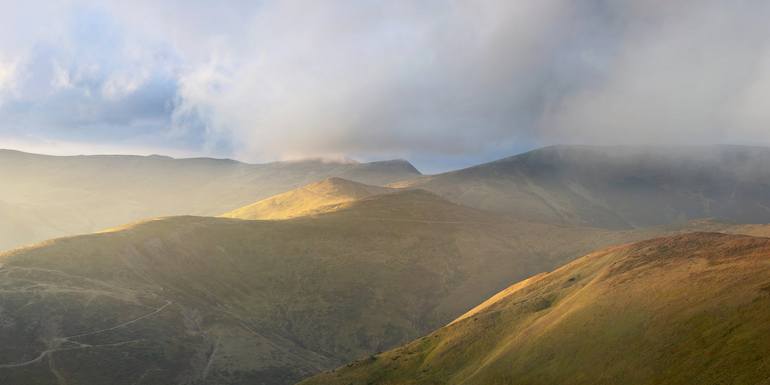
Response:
302,232,770,385
0,150,420,251
394,145,770,229
222,177,395,219
0,191,667,385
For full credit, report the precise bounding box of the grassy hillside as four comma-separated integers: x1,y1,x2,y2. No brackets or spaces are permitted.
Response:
394,145,770,229
661,218,770,238
0,150,420,251
302,231,770,385
222,177,395,220
0,190,667,385
6,144,770,251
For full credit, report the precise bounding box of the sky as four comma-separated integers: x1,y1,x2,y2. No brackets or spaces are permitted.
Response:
0,1,769,173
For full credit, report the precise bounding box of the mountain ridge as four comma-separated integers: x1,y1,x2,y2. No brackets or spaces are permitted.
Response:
222,178,397,220
393,144,770,229
301,231,770,385
0,148,422,171
0,150,422,251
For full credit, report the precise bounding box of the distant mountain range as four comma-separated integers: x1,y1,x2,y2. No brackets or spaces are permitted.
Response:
0,149,420,250
5,145,770,251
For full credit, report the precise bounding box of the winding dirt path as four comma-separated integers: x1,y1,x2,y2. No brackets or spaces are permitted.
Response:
65,301,171,340
0,301,171,371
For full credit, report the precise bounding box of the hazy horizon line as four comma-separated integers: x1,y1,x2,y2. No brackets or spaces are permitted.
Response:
4,142,770,175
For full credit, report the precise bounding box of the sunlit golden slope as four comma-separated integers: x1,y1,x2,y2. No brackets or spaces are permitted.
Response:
302,231,770,385
222,177,395,220
0,190,671,385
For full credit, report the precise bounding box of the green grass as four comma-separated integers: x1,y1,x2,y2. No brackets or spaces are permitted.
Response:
301,233,770,385
0,190,662,385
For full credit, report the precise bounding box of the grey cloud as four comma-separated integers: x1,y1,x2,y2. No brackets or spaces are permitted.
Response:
0,1,188,149
0,0,769,168
541,0,770,146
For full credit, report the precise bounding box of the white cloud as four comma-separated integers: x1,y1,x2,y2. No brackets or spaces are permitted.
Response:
51,61,73,90
0,58,19,101
0,0,770,167
165,0,580,161
101,70,149,100
540,0,770,146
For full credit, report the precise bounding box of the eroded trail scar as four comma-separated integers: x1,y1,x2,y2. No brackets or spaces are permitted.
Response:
65,301,172,340
0,350,49,368
0,301,172,369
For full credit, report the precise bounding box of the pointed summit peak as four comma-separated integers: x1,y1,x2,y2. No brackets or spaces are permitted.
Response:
222,178,395,220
